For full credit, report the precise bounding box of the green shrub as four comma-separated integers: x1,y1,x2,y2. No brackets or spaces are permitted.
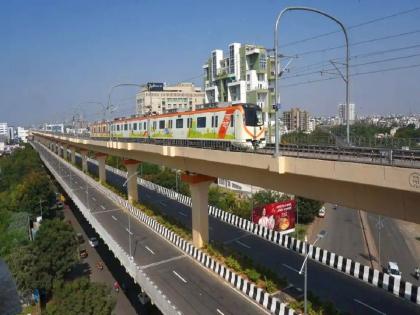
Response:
245,268,260,282
225,256,241,272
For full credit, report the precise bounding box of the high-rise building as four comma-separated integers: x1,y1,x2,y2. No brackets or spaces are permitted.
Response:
136,82,205,115
0,122,7,137
338,103,355,125
203,43,275,122
282,108,310,133
7,126,15,141
17,127,28,143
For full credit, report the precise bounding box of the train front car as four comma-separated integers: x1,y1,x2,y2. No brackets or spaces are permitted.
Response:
240,103,266,149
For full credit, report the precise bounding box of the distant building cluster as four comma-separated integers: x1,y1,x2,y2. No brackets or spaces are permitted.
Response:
0,122,28,155
338,103,356,125
282,108,312,133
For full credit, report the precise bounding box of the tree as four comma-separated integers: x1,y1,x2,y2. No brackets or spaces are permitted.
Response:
33,219,78,291
252,190,288,208
8,171,56,216
5,245,38,296
46,277,115,315
296,197,322,224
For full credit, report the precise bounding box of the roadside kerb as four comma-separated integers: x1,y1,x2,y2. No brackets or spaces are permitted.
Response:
93,158,420,305
45,145,295,315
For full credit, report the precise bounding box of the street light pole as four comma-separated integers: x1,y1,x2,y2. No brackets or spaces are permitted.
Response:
299,230,327,315
274,6,350,154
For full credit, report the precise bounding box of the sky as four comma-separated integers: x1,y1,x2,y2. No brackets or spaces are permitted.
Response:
0,0,419,126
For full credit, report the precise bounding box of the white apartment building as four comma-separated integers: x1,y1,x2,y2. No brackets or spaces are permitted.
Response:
17,127,28,143
136,82,205,115
0,122,7,137
338,103,356,125
203,43,275,123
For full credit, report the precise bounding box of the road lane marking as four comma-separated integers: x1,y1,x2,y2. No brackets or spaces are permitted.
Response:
159,201,167,207
145,246,155,255
178,211,187,217
100,205,106,210
125,228,133,235
112,215,118,221
282,263,299,273
92,209,120,215
223,233,249,244
354,299,386,315
140,255,186,270
79,185,83,189
172,270,187,283
92,197,96,201
235,240,251,249
216,309,225,315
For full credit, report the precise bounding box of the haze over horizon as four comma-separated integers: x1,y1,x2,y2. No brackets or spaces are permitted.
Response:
1,0,419,126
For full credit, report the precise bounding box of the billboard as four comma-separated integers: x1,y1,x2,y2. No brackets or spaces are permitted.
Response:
252,200,296,233
147,82,164,91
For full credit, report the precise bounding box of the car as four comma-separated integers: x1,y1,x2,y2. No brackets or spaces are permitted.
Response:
88,237,99,247
387,261,402,279
79,248,88,258
318,207,326,218
333,204,338,210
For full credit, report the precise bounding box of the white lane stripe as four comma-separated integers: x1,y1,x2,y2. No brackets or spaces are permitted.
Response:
178,212,187,217
92,197,96,201
172,270,187,283
236,240,251,249
145,246,155,255
100,205,106,210
112,215,118,221
159,201,167,207
353,299,386,315
216,309,225,315
125,228,133,235
282,263,299,273
79,185,83,189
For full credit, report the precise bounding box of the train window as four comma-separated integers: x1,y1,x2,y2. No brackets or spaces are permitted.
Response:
124,124,128,131
144,122,147,130
159,120,165,129
152,121,157,130
244,106,264,126
230,115,234,127
133,123,137,131
197,117,206,128
168,120,173,129
117,125,120,131
211,116,218,127
176,118,183,128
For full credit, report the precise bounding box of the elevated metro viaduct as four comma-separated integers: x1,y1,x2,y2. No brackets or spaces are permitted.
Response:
33,131,420,248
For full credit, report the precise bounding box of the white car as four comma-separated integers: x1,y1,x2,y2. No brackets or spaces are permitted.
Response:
318,207,326,218
88,237,99,247
387,261,402,279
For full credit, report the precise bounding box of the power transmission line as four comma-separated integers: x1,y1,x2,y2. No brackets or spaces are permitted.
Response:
280,63,420,87
282,7,420,48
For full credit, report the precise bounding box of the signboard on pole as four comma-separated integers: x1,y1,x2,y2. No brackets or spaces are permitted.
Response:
252,199,296,234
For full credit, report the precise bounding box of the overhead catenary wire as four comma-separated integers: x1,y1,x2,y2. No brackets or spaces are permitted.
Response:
280,63,420,88
282,7,420,48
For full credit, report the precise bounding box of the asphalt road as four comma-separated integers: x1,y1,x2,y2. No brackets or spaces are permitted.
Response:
83,159,420,315
35,142,268,315
310,205,371,267
366,214,420,285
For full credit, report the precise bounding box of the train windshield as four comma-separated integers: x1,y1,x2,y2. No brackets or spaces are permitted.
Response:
244,106,264,126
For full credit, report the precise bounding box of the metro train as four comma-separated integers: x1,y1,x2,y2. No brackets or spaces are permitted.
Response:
89,103,266,148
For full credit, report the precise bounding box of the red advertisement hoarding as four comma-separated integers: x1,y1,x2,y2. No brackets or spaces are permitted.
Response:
252,200,296,232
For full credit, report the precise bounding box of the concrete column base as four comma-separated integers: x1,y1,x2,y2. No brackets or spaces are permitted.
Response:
63,145,68,160
70,147,76,164
123,159,140,204
96,153,108,184
181,173,216,248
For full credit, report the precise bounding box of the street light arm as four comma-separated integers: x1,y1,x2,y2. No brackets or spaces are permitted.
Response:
122,171,139,187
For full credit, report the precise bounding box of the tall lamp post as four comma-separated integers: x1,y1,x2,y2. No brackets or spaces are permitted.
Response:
122,171,139,260
274,6,350,156
299,230,327,315
107,83,145,141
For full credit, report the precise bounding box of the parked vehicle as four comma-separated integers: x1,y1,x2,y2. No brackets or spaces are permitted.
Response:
318,207,326,218
414,266,419,280
89,237,99,247
387,261,402,279
79,248,88,258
